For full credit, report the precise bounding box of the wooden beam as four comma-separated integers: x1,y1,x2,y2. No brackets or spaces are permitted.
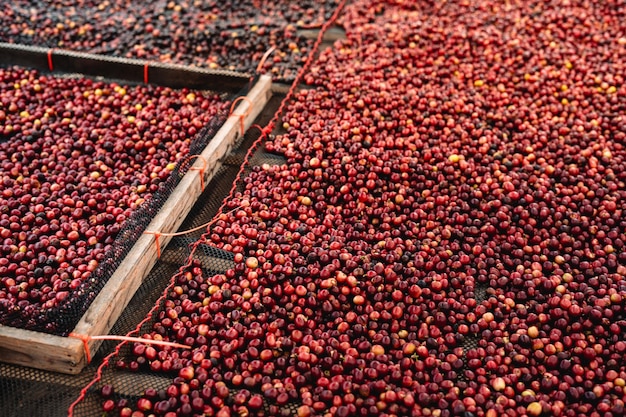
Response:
0,42,251,92
0,325,85,374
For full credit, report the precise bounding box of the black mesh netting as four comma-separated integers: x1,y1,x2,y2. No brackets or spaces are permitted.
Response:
0,91,285,417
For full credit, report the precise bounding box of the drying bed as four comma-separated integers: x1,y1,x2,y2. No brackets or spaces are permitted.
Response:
0,0,341,82
0,64,232,332
0,42,254,92
0,44,273,373
71,0,626,416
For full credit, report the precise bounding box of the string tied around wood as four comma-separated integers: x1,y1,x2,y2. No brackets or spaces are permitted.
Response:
144,202,247,259
69,332,191,364
229,96,253,137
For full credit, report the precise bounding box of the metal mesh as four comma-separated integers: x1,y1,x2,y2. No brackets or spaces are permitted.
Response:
0,367,95,417
192,242,236,275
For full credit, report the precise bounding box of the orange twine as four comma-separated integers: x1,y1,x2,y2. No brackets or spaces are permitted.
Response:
69,332,91,363
143,63,150,84
144,203,245,258
151,231,162,258
182,154,208,192
256,46,276,74
47,50,54,71
229,96,253,136
69,332,191,364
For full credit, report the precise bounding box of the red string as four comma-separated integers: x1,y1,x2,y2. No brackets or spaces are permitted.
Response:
69,332,92,364
262,124,274,137
143,64,149,84
47,50,54,71
229,96,253,136
256,46,276,74
154,232,161,258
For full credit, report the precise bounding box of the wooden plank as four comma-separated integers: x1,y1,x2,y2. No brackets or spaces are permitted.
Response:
0,325,85,374
0,75,273,374
298,26,347,42
0,42,251,92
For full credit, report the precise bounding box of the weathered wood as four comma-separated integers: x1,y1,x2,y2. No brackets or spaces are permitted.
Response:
298,26,347,42
0,42,251,92
0,325,85,374
0,75,273,374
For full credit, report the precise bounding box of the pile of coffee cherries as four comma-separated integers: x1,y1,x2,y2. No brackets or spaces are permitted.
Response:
0,0,340,81
100,0,625,416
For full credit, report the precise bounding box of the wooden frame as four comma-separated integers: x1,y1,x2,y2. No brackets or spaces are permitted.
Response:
0,42,250,92
0,74,272,374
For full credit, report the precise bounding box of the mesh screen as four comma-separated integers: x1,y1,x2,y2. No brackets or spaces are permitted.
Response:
0,363,98,416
